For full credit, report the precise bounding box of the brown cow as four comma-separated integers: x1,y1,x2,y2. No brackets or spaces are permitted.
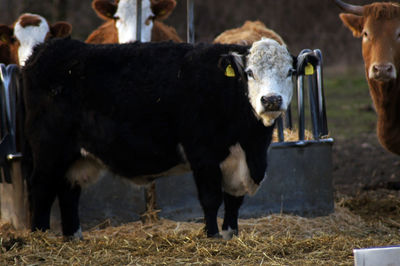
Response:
213,20,285,46
86,0,182,44
334,0,400,155
0,13,71,66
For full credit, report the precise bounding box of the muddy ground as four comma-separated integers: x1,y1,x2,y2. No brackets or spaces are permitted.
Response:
333,133,400,196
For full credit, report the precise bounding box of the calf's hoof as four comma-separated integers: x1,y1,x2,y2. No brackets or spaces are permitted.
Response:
207,233,222,239
63,227,84,241
221,227,238,240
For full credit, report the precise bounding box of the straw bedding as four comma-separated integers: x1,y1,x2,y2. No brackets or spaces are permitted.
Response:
1,129,399,265
1,190,399,265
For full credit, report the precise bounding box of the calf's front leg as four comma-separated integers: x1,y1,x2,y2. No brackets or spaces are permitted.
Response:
221,192,244,240
192,165,223,238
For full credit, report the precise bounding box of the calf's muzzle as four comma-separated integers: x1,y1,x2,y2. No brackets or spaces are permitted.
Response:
261,95,282,111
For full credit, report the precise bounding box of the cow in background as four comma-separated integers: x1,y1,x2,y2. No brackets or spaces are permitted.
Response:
334,0,400,155
214,20,285,46
86,0,181,44
0,13,72,66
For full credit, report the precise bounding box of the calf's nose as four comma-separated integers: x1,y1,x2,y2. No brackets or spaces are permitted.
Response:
260,95,282,111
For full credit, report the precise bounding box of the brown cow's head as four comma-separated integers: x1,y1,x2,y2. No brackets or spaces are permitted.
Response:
0,13,72,66
335,0,400,83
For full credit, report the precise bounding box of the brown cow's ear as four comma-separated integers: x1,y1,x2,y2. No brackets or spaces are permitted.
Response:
92,0,118,20
339,13,364,38
151,0,176,20
0,25,13,43
50,22,72,38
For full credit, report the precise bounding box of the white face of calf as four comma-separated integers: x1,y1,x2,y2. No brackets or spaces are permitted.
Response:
14,14,50,66
246,38,294,126
115,0,154,43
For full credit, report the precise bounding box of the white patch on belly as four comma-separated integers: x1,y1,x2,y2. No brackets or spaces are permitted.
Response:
66,148,105,188
220,143,259,196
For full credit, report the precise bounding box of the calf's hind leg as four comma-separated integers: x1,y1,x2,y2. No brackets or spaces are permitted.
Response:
28,174,57,232
57,179,82,239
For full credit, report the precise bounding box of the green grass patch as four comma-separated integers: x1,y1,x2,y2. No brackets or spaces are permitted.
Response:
324,73,376,139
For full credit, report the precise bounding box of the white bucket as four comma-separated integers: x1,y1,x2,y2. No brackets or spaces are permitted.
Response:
354,246,400,266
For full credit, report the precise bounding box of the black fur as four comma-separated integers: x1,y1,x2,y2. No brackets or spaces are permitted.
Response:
22,38,274,238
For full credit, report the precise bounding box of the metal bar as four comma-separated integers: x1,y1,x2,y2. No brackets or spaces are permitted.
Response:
314,49,328,136
187,0,195,44
0,64,7,138
136,0,142,41
307,74,319,140
277,116,284,142
8,65,19,151
285,104,293,130
297,75,305,141
7,153,22,161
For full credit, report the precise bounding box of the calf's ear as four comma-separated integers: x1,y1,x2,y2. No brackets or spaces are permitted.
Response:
218,53,245,80
0,25,13,44
50,22,72,38
339,13,364,38
92,0,118,20
151,0,177,20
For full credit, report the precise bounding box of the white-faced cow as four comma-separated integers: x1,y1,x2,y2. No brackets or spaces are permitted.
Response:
86,0,181,44
0,13,72,66
334,0,400,155
22,37,296,240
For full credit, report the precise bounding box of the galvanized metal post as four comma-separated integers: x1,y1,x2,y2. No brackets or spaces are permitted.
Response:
285,104,293,130
136,0,142,41
277,116,284,142
297,75,305,141
314,49,328,137
187,0,195,44
308,74,319,140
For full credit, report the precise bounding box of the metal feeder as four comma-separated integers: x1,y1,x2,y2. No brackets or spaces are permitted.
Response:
241,49,334,217
0,64,29,230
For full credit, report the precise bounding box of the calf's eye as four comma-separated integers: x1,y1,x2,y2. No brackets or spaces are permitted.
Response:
246,69,254,79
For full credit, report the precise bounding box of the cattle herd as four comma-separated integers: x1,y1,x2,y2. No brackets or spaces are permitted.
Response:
0,0,399,241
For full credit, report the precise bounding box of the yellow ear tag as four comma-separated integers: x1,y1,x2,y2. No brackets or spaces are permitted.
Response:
225,64,235,77
305,63,314,76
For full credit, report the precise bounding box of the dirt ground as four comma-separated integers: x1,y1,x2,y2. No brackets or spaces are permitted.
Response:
333,133,400,196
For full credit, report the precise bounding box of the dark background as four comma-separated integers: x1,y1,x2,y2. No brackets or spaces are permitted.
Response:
0,0,387,68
